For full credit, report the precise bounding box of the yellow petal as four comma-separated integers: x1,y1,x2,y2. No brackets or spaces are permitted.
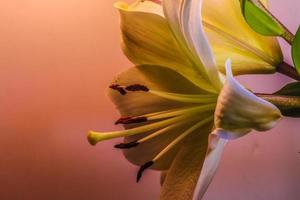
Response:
202,0,283,74
115,0,217,93
159,124,211,200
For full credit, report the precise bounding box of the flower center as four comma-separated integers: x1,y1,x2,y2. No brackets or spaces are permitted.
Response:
88,83,217,181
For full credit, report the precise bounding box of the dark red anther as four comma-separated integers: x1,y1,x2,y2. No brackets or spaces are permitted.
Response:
115,116,147,125
125,84,149,92
109,84,127,95
136,161,154,183
114,141,139,149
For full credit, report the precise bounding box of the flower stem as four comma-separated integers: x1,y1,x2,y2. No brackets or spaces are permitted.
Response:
276,62,300,81
282,29,294,45
257,93,300,117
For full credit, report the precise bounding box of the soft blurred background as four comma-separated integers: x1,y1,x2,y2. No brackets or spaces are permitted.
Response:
0,0,300,199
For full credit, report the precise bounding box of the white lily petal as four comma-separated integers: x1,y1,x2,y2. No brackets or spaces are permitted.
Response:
187,0,222,90
213,128,250,140
202,0,282,74
214,59,281,139
163,0,222,91
192,133,226,200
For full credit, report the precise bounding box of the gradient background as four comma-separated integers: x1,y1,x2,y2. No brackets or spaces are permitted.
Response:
1,0,300,199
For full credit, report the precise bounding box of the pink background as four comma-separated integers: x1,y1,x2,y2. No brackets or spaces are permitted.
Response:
1,0,300,199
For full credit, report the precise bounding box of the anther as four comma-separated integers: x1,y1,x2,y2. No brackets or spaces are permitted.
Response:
114,141,139,149
136,161,154,182
125,84,149,92
109,84,127,95
115,116,148,125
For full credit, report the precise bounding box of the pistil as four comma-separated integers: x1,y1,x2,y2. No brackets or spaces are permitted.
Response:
88,114,198,145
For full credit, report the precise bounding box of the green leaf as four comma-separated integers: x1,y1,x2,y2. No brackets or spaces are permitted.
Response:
240,0,285,36
292,26,300,74
274,82,300,96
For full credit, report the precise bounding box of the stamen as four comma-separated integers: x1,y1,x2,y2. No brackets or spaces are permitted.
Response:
135,116,213,182
114,122,184,149
88,114,193,145
136,161,154,182
125,84,149,92
109,84,126,95
138,123,183,143
109,83,149,95
114,140,139,149
152,116,213,162
109,83,218,104
114,104,215,127
149,90,218,104
115,116,147,125
147,104,215,120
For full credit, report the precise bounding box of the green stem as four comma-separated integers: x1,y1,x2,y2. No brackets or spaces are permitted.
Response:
257,93,300,117
282,29,294,45
273,14,294,44
276,62,300,81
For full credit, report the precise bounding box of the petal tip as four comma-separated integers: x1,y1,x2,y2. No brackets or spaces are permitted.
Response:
113,1,128,10
225,58,233,78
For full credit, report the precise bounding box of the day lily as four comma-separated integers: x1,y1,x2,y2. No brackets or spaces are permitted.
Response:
88,0,281,199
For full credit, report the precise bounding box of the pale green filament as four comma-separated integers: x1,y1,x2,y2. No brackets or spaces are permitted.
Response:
88,114,195,145
153,116,213,162
147,104,215,120
149,90,218,104
138,121,186,144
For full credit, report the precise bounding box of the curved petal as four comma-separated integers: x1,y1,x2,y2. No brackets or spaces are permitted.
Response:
115,1,216,92
159,125,211,200
214,59,282,139
192,134,226,200
163,0,222,91
203,0,283,74
160,170,168,186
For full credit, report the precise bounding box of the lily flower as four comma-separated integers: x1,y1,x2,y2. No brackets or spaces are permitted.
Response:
88,0,281,199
